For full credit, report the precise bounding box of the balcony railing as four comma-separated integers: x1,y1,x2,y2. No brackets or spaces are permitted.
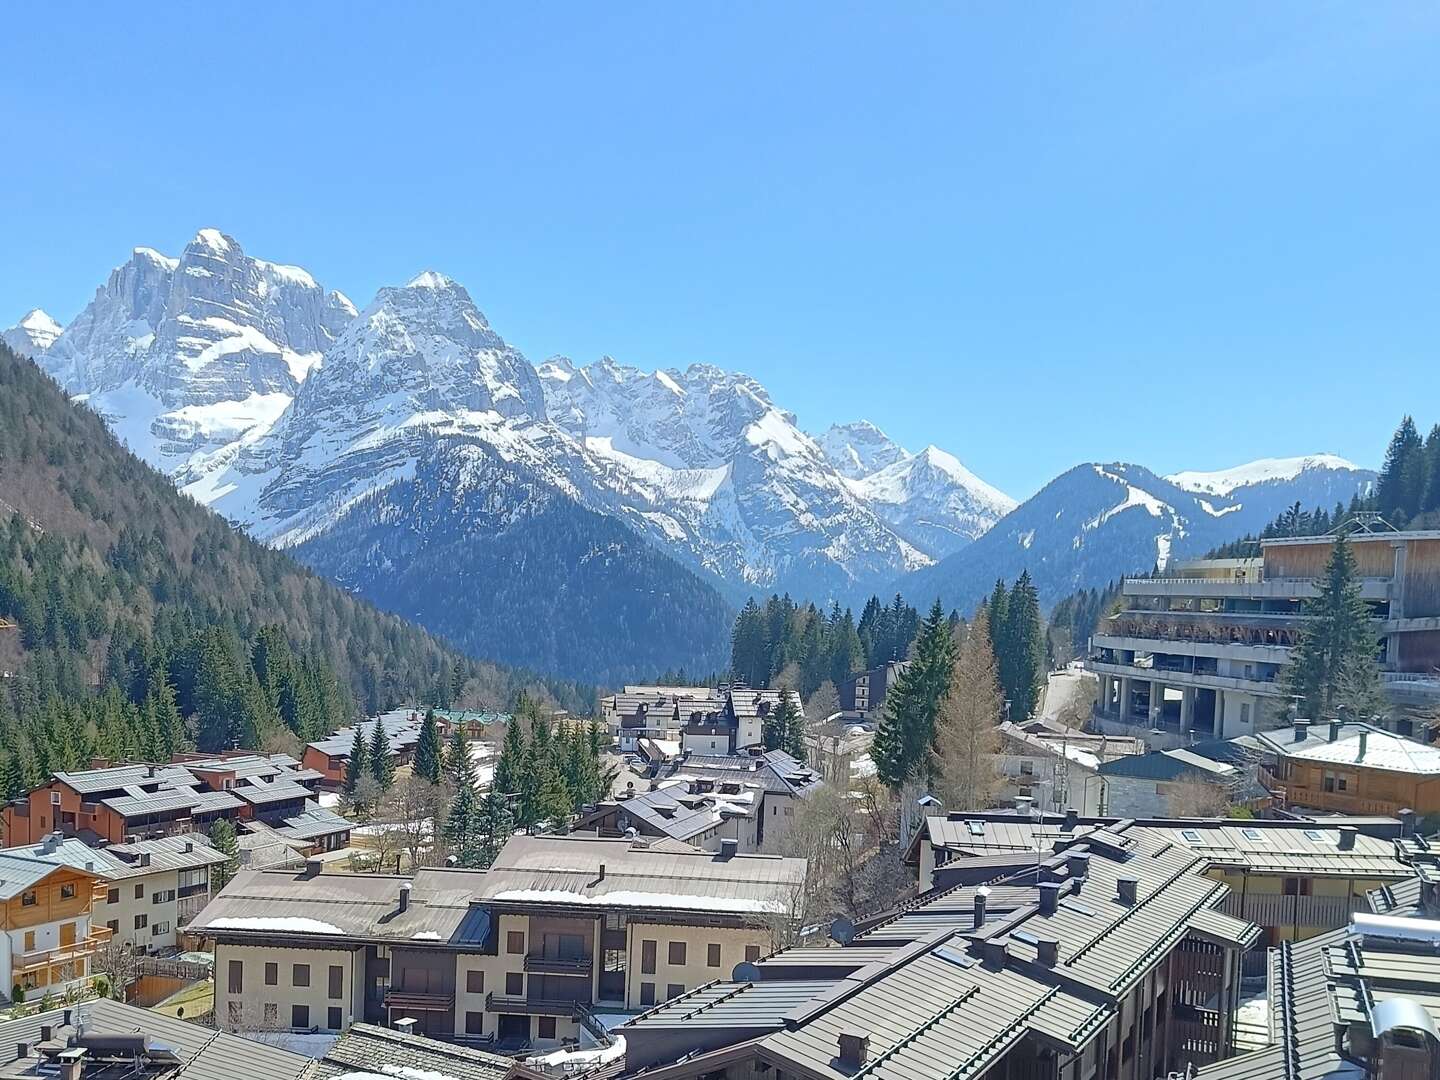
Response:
523,953,592,976
1216,890,1367,932
13,925,115,974
485,991,588,1016
176,893,209,925
384,987,456,1011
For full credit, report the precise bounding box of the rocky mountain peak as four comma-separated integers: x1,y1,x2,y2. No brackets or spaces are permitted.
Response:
2,309,63,357
819,420,911,479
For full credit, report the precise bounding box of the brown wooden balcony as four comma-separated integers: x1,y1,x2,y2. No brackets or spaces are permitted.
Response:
13,925,114,975
523,953,592,976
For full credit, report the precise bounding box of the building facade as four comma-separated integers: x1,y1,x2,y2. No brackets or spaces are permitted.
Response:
191,834,806,1049
1251,718,1440,816
1087,532,1440,744
0,849,109,999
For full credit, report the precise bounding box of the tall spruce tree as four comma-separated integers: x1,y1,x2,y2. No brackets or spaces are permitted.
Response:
414,709,444,785
444,738,484,867
771,690,806,762
369,718,395,791
343,726,369,796
872,600,956,789
1002,572,1046,722
1376,416,1425,524
1284,535,1385,719
209,818,239,891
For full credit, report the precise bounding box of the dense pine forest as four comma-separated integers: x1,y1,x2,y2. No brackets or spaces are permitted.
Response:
0,344,591,793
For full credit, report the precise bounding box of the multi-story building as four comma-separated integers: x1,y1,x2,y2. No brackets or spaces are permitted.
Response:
302,710,428,788
616,813,1261,1080
602,686,801,756
1087,531,1440,744
839,660,909,718
0,847,110,999
1,754,347,851
1249,717,1440,816
906,810,1415,948
190,833,806,1049
1197,845,1440,1080
996,719,1145,815
5,831,226,954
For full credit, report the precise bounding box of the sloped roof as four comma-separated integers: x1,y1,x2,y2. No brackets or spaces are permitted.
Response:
310,1021,514,1080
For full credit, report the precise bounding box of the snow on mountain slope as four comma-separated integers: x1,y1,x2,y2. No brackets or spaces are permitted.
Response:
899,456,1375,614
845,444,1017,559
1166,454,1364,497
36,230,354,475
1,309,63,357
818,421,911,479
538,357,936,596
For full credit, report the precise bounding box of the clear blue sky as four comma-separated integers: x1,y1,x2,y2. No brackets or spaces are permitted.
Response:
4,4,1438,498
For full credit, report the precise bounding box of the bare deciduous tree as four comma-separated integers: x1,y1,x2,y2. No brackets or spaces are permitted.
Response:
91,938,141,1003
931,605,1003,812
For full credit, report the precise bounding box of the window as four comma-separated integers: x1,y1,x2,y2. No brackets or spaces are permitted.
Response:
265,963,278,986
106,920,119,934
641,939,657,974
1180,830,1202,843
107,888,119,905
328,1007,342,1030
1020,760,1034,777
293,963,310,988
666,983,684,1000
604,912,627,930
538,1016,557,1040
134,884,144,899
507,930,526,954
23,931,35,951
152,889,175,904
1323,771,1351,793
133,914,148,929
328,965,344,999
745,945,761,963
20,890,36,907
640,982,656,1007
467,970,485,994
1303,829,1324,841
51,791,61,805
228,960,243,994
60,882,76,900
1241,828,1261,841
264,1003,278,1024
668,941,686,966
466,1011,485,1034
707,943,721,968
505,972,523,996
291,1005,309,1030
151,921,170,936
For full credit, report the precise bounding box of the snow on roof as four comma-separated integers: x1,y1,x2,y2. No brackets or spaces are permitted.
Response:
207,916,346,934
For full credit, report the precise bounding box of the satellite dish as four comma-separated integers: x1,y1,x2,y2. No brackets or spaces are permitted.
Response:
830,916,856,945
732,961,762,983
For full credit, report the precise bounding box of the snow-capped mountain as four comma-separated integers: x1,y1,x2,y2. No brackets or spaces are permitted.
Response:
900,455,1375,613
33,229,355,475
1166,454,1365,497
1,309,62,357
815,424,1018,559
818,421,911,480
845,445,1017,559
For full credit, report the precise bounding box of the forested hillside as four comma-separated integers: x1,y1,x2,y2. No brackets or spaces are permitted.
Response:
0,344,590,791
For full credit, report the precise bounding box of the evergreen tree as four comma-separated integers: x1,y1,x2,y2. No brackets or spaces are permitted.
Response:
1285,535,1385,719
444,740,484,867
208,818,239,892
444,727,472,788
1001,572,1046,721
986,579,1009,668
531,749,573,825
369,718,395,791
773,690,806,762
414,709,444,785
490,717,527,800
343,726,369,796
872,600,956,789
1376,416,1424,523
1421,424,1440,517
474,790,514,868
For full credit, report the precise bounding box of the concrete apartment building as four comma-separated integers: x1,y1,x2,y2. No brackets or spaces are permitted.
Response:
4,832,226,954
907,811,1416,950
616,813,1261,1080
190,833,806,1049
838,660,909,718
1087,530,1440,744
0,849,109,999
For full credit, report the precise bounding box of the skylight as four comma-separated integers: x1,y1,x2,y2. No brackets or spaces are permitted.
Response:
1181,829,1202,843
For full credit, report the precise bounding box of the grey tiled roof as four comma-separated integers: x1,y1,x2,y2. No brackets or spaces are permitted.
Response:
309,1022,512,1080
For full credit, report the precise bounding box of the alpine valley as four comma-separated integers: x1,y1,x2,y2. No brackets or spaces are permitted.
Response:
7,230,1375,682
